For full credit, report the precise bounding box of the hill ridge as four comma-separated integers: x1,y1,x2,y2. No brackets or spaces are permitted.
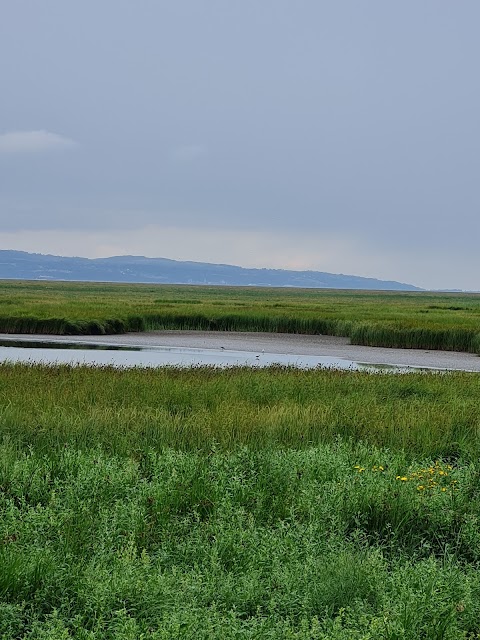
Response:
0,250,422,291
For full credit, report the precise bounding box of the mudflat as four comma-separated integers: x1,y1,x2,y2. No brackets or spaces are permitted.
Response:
1,331,480,371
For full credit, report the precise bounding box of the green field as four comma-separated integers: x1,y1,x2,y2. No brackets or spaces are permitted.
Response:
2,280,480,636
1,280,480,352
2,363,480,638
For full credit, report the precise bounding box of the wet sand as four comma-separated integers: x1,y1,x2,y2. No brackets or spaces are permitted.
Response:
1,331,479,371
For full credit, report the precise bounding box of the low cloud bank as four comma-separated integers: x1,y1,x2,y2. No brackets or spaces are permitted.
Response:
0,130,77,154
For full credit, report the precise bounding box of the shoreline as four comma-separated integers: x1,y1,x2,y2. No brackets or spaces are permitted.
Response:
1,330,480,371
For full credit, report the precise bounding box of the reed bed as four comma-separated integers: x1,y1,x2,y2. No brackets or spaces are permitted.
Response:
1,280,480,353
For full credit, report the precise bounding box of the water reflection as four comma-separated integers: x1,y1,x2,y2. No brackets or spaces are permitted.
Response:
0,339,137,351
0,338,439,372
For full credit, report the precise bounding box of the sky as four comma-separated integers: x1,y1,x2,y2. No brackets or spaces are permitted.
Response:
0,1,479,291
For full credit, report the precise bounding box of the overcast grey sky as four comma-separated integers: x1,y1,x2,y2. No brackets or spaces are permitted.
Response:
1,1,479,289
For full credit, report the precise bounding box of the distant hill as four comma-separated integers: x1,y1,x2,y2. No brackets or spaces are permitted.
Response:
0,250,422,291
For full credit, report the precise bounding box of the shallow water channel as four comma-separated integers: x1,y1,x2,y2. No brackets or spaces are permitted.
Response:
0,338,396,371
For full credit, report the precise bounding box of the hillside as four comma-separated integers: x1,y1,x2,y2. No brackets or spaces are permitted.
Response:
0,251,421,290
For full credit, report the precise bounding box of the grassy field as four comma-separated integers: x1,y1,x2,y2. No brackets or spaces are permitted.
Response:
2,363,480,637
1,280,480,353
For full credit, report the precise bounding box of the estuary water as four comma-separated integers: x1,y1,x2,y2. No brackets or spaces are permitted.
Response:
1,332,478,372
0,339,371,370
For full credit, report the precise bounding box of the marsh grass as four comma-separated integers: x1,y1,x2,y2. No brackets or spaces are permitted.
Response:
2,364,480,637
2,280,480,353
0,364,479,458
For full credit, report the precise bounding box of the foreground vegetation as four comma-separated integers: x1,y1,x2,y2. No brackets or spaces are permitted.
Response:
1,364,479,457
2,363,480,637
1,280,480,353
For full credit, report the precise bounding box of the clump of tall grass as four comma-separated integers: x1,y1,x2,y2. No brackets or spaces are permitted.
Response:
351,323,480,353
0,315,129,335
142,312,340,335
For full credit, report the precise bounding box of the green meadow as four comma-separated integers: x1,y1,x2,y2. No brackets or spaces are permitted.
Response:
2,281,480,636
1,280,480,352
2,363,480,638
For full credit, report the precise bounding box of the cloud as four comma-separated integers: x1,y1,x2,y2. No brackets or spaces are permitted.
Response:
171,144,207,162
0,130,77,154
